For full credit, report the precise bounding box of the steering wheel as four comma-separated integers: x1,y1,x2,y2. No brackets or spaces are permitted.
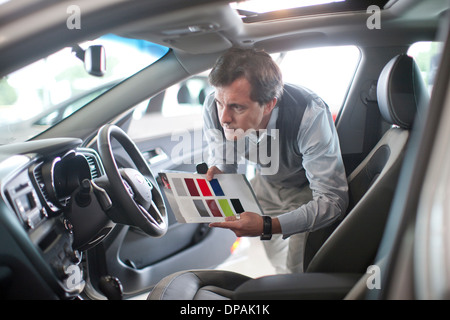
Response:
97,124,167,237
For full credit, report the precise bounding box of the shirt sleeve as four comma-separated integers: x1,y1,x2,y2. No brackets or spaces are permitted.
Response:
202,93,238,173
277,98,349,238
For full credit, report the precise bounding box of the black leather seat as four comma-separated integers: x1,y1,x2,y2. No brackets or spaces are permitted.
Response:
147,54,428,300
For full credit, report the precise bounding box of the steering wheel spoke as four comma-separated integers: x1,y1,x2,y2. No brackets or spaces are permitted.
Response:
149,200,164,224
138,202,166,229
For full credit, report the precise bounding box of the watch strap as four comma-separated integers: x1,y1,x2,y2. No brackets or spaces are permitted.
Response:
260,216,272,240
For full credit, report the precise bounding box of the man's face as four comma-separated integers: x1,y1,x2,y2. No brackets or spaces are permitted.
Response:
214,77,275,141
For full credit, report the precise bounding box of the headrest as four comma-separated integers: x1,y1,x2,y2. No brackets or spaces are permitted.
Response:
377,54,429,129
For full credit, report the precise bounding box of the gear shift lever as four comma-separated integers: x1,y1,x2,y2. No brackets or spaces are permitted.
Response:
99,275,123,300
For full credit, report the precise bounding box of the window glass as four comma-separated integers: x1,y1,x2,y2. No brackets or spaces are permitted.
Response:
128,45,360,140
0,34,168,145
408,41,442,94
277,45,361,121
128,73,212,140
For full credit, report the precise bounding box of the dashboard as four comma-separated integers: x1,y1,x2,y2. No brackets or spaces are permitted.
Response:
0,138,110,299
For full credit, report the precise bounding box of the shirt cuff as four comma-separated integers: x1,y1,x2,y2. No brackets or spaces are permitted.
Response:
277,211,306,239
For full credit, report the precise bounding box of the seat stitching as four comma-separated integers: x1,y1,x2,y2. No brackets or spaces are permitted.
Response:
159,271,194,299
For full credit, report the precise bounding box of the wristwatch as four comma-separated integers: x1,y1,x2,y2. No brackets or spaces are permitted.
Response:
260,216,272,240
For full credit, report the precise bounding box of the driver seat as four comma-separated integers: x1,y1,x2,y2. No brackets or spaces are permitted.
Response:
147,54,428,300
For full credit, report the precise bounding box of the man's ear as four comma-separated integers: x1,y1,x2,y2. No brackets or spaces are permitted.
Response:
264,97,277,115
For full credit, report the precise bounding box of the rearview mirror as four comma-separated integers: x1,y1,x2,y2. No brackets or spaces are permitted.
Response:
72,44,106,77
84,45,106,77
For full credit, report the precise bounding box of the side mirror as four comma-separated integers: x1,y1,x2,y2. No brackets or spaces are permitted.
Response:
72,44,106,77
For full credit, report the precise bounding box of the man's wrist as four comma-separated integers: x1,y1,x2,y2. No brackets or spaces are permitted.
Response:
260,216,272,240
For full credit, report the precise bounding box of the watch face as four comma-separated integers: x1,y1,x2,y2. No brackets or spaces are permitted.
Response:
260,234,272,241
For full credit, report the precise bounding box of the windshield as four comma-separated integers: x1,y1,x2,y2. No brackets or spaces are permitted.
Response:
0,34,169,145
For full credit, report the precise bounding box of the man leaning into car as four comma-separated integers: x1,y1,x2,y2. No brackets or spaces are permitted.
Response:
204,47,349,274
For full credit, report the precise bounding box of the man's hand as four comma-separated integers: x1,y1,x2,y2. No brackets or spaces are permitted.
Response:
210,212,282,237
206,165,223,181
206,166,282,237
209,212,264,237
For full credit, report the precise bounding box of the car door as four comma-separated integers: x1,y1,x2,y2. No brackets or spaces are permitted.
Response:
84,75,238,299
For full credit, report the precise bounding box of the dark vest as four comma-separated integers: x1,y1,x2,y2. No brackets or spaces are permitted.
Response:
261,83,311,188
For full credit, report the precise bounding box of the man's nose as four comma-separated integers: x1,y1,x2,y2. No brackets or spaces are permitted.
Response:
220,107,232,124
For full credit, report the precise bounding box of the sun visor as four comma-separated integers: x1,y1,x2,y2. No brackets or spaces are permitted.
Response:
162,32,232,54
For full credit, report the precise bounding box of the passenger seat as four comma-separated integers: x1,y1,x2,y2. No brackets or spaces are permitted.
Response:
304,53,428,275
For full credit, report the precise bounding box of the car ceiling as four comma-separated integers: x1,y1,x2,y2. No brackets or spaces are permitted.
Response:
117,0,447,54
0,0,448,78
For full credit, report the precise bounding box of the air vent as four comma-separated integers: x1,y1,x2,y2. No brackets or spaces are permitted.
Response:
78,148,105,179
33,164,58,212
33,166,50,202
85,155,99,179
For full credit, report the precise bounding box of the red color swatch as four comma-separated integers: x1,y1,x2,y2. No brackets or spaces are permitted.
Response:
184,178,200,196
196,179,213,196
206,200,223,217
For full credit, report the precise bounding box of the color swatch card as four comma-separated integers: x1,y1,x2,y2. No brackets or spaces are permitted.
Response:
159,172,263,223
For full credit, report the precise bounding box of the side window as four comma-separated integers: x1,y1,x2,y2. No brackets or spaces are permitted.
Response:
128,46,360,140
162,75,212,117
408,41,442,94
128,73,212,140
276,46,361,121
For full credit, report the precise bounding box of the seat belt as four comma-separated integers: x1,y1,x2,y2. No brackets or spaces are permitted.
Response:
362,81,381,155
